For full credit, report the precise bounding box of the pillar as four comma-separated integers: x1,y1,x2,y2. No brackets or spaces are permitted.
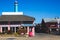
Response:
32,27,35,36
0,25,2,33
50,28,52,32
49,28,52,33
15,27,16,33
8,22,10,31
8,26,10,31
56,29,59,31
27,27,29,35
57,19,59,28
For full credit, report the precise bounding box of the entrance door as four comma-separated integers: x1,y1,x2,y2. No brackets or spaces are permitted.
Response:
10,27,19,33
10,27,15,33
16,27,19,32
2,27,8,33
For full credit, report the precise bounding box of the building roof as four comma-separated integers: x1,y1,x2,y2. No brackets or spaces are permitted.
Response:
0,15,35,21
43,18,60,23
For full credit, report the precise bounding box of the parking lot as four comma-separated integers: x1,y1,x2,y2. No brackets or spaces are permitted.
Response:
0,33,60,40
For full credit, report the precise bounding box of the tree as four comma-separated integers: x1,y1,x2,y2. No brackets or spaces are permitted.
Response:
41,19,48,33
35,23,41,33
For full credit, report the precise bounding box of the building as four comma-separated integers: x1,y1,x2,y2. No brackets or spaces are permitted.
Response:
41,18,60,34
0,0,35,36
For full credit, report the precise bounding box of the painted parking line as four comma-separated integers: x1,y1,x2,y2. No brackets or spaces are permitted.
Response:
6,38,16,40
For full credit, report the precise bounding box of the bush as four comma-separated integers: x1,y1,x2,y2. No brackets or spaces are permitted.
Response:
7,30,13,34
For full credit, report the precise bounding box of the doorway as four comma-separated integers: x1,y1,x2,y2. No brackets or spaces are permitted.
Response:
2,27,8,33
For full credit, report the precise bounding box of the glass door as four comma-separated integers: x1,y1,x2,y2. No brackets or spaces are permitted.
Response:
10,27,15,33
2,27,8,33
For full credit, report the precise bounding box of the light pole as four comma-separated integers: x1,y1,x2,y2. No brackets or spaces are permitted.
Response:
57,19,60,34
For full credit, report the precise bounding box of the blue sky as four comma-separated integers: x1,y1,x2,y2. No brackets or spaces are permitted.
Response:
0,0,60,23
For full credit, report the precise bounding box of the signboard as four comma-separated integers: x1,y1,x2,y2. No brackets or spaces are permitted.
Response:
2,12,23,15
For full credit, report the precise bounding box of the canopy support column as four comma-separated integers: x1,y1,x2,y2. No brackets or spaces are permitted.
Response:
8,21,10,31
15,27,16,33
32,27,35,36
0,25,2,33
27,27,29,35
